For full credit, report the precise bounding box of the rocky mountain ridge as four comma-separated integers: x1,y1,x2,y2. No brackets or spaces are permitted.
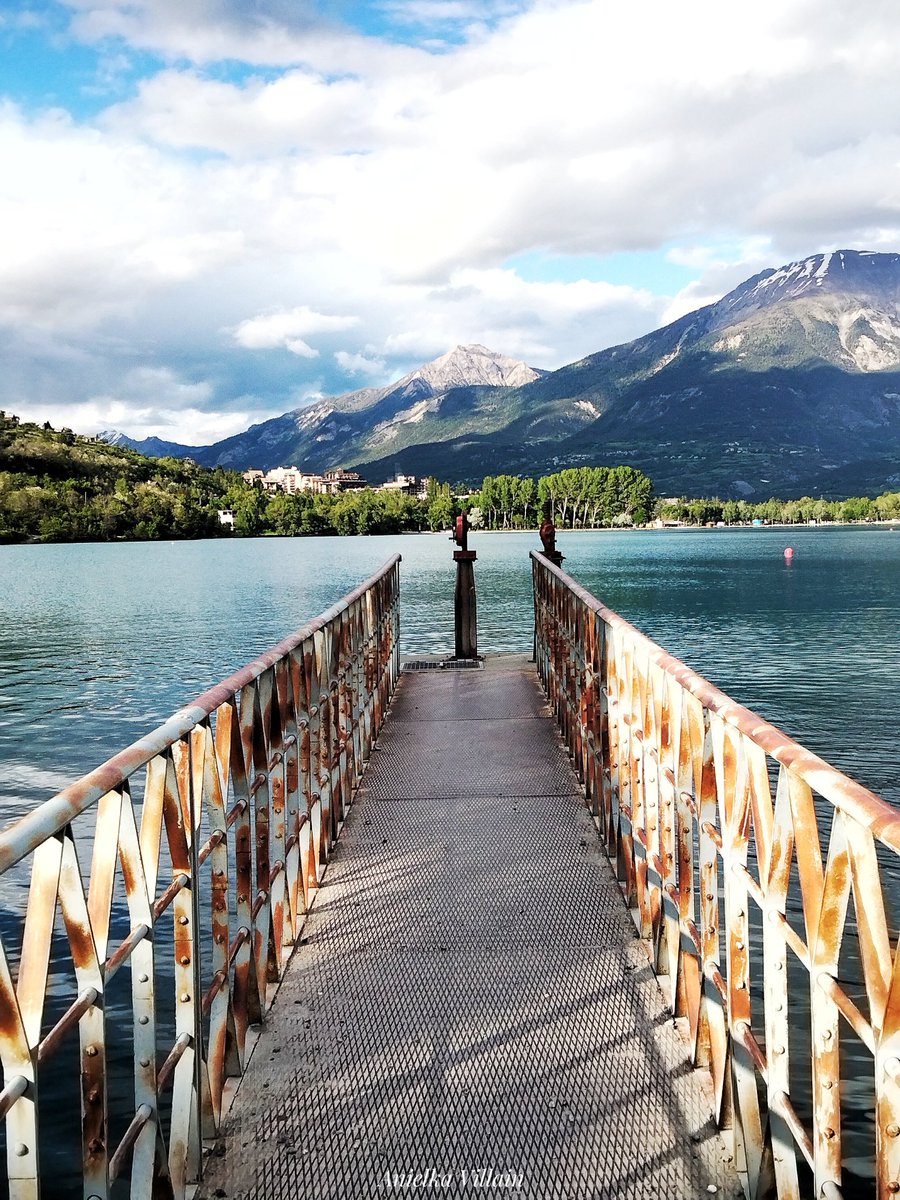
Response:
98,429,197,458
117,344,547,474
100,251,900,497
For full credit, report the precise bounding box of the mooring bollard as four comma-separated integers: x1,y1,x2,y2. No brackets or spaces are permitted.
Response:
450,512,478,659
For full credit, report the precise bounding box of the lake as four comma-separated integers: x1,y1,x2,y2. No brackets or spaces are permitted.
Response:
1,525,899,1196
3,525,898,819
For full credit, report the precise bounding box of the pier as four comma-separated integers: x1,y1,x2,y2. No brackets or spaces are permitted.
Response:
1,551,899,1198
198,653,739,1198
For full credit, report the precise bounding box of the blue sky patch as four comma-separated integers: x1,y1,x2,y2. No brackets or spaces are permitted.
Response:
505,249,698,294
0,6,165,117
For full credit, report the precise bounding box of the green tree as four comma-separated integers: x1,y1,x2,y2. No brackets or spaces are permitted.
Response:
233,488,266,536
427,494,454,531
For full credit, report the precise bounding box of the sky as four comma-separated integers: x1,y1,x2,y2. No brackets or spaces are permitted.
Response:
1,0,900,445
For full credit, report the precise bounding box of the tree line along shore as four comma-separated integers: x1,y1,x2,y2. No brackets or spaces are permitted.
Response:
1,411,898,544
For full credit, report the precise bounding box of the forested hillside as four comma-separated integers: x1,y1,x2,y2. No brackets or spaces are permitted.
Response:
0,411,234,542
0,412,432,542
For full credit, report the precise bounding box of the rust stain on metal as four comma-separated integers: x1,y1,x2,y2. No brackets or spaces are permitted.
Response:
0,557,401,1199
531,549,900,1198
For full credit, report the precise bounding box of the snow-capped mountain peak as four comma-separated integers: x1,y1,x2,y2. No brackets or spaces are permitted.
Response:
725,249,900,312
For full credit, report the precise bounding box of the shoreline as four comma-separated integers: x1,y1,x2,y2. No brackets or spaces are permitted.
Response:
3,519,900,550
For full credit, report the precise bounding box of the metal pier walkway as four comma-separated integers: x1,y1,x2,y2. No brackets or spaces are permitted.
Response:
200,654,741,1200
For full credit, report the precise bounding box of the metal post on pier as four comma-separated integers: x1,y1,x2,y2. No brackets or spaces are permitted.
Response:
533,501,564,663
538,500,564,567
450,512,479,660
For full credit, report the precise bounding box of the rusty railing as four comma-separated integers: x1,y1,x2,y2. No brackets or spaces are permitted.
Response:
0,555,401,1198
532,550,900,1200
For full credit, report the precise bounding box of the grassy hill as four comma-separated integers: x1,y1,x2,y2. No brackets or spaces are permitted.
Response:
0,411,240,542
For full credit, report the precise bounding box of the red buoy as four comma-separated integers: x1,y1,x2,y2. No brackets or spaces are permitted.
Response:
784,547,794,560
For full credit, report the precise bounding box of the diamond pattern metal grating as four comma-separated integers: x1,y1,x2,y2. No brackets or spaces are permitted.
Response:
200,655,743,1200
402,659,483,671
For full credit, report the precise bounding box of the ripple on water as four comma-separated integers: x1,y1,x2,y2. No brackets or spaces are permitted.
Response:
0,529,899,1194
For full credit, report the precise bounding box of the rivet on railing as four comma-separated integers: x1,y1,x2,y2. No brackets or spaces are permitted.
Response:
15,1144,28,1157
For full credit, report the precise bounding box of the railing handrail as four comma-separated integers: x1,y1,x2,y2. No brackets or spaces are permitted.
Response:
532,547,900,1200
530,550,900,850
0,555,402,1199
0,554,402,875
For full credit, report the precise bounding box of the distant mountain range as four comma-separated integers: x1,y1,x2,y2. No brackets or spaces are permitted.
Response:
99,430,198,459
100,344,548,472
102,250,900,498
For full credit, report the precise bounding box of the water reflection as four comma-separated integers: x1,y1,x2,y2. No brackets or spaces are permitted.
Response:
1,526,899,1196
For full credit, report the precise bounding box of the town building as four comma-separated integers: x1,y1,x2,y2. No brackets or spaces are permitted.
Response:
243,465,369,495
380,472,418,495
324,469,368,491
242,464,431,498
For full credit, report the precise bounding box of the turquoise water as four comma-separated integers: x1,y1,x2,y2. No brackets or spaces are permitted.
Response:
1,525,899,1195
3,526,897,817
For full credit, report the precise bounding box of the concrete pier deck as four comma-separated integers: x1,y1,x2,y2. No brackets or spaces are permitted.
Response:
200,654,742,1199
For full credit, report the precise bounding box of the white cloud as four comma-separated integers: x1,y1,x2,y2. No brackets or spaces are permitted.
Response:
335,350,388,376
8,365,268,444
233,306,359,356
2,0,900,441
395,267,663,364
660,240,779,324
11,398,257,445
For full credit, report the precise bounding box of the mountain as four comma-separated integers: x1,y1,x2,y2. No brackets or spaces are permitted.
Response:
186,345,549,474
523,249,900,496
99,430,200,459
102,252,900,497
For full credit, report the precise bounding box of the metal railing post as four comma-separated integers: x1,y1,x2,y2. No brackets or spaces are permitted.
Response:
450,513,478,660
